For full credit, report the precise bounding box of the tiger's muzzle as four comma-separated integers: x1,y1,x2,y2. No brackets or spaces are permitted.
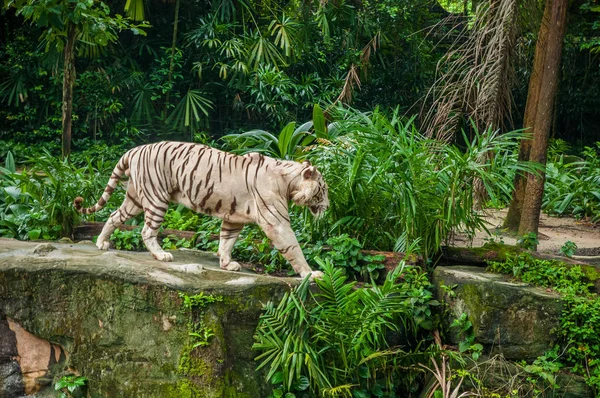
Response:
309,204,328,218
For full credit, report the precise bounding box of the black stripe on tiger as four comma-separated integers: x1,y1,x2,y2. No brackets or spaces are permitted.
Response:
230,197,237,215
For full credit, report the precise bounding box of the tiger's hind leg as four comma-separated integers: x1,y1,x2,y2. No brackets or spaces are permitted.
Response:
97,192,143,251
218,221,244,271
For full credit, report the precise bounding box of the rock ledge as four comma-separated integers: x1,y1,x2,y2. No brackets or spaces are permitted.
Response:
0,238,296,397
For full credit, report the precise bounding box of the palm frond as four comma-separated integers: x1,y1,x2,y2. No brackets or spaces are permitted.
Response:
124,0,145,21
269,14,299,58
246,32,286,70
421,0,521,141
166,88,214,132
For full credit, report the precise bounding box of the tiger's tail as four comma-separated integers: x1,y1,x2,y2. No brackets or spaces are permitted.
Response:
74,154,129,215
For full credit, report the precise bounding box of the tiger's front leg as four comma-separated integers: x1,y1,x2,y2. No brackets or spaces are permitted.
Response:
260,222,323,280
142,214,173,262
218,221,244,271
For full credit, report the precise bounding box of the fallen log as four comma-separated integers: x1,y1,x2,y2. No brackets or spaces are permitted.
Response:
73,222,216,242
440,242,593,267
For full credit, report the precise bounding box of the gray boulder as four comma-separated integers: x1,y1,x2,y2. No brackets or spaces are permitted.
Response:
432,265,563,360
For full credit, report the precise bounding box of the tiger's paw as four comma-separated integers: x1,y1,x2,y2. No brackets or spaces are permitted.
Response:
221,261,242,272
153,252,174,262
301,270,324,280
97,240,110,251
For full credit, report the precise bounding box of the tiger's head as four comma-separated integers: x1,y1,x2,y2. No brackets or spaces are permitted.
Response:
291,161,329,218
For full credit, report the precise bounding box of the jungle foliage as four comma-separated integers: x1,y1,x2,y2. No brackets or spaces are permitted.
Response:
253,260,437,397
1,0,600,396
0,0,440,150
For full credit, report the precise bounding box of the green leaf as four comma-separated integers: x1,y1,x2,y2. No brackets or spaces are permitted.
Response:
271,371,283,384
557,192,575,214
353,390,370,398
28,229,41,240
371,383,384,397
4,186,22,201
312,104,326,138
272,388,284,398
458,340,470,353
358,365,371,379
294,375,309,391
4,152,15,173
278,122,296,159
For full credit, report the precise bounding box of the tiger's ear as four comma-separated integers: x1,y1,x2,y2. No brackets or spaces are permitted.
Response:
302,159,311,166
303,166,316,180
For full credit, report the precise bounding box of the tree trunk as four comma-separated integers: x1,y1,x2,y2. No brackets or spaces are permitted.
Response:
503,0,552,231
61,22,77,159
164,0,181,111
517,0,568,241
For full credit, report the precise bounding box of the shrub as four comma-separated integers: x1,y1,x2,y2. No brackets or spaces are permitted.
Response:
543,142,600,221
0,150,119,239
253,259,438,396
305,107,534,258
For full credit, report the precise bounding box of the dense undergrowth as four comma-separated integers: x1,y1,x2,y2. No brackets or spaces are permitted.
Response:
0,148,123,240
253,260,438,397
543,140,600,222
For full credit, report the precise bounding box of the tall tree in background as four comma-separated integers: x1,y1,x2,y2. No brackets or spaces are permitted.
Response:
6,0,147,159
504,0,569,240
422,0,569,241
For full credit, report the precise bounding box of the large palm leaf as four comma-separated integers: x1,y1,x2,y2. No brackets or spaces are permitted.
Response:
124,0,145,21
245,31,286,70
166,88,214,132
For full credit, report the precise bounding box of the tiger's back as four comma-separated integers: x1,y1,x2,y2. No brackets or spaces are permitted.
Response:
125,142,304,225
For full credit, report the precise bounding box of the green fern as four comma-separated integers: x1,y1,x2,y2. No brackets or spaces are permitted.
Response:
253,259,435,396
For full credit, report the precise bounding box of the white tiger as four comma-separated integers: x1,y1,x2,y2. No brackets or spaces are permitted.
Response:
74,142,329,279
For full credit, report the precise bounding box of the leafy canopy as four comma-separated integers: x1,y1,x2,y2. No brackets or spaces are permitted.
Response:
7,0,148,56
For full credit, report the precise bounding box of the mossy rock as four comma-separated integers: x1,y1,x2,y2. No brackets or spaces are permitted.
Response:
0,238,297,397
432,265,563,360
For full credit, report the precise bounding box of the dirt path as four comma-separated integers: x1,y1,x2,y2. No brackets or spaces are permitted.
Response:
452,208,600,256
